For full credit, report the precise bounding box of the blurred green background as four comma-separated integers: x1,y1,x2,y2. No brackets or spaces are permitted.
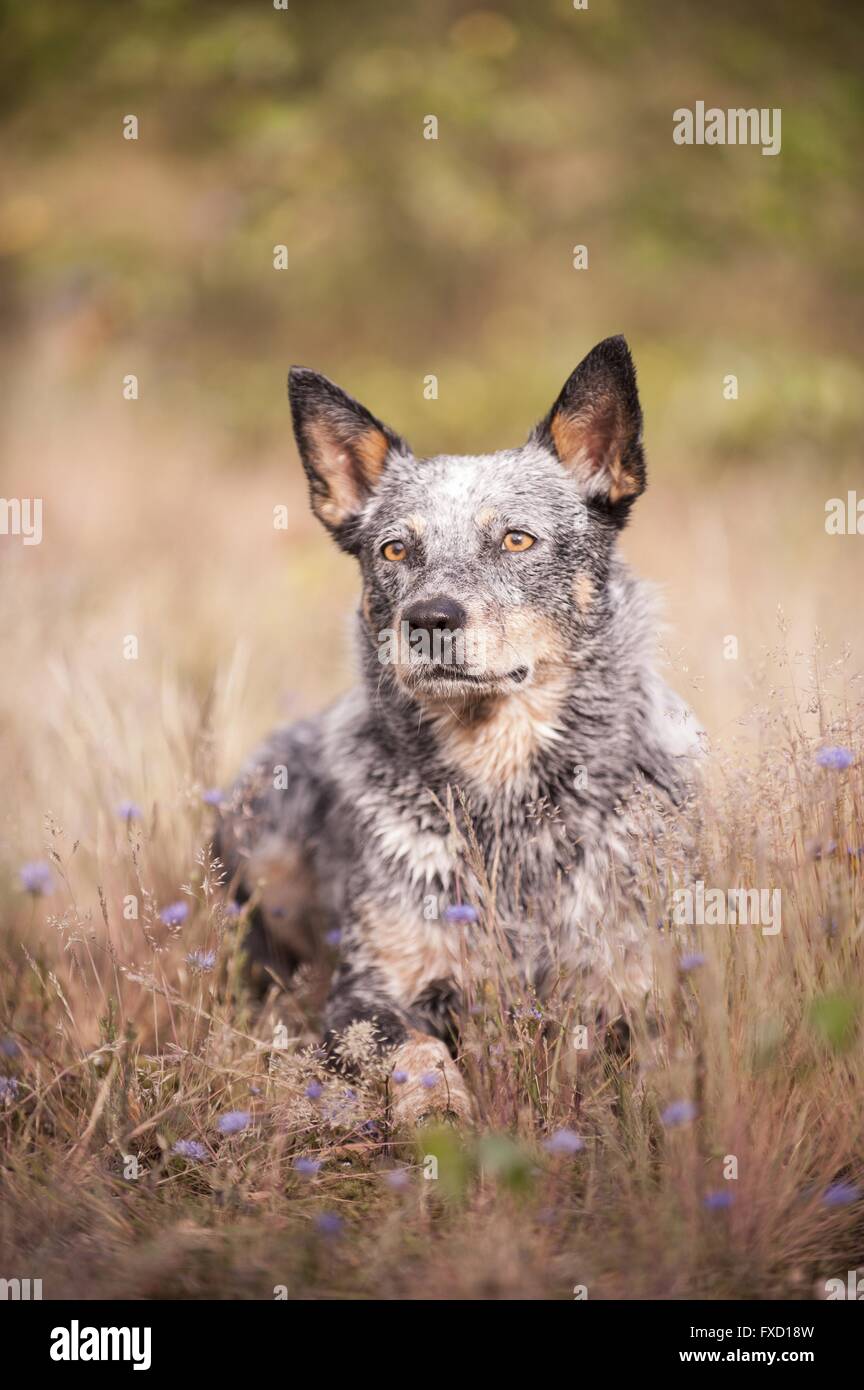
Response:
2,0,861,459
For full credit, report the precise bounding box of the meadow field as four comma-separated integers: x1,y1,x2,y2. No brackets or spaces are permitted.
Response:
1,0,863,1299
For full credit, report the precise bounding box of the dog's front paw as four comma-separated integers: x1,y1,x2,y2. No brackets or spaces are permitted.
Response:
388,1032,475,1130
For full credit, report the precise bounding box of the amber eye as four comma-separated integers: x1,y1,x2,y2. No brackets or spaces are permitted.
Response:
381,540,407,562
501,531,535,553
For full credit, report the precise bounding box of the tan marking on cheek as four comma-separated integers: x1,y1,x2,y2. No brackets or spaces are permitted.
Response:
405,513,427,536
389,1032,474,1127
359,906,469,1007
572,573,595,613
474,507,495,528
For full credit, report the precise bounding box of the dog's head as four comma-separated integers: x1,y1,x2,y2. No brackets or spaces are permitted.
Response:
289,336,646,702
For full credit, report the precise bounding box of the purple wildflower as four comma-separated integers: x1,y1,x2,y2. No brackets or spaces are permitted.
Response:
0,1077,19,1102
680,952,706,972
385,1169,410,1191
217,1110,251,1135
225,900,242,918
173,1139,207,1161
816,746,853,771
420,1072,440,1089
443,904,478,925
392,1070,408,1085
305,1081,323,1100
294,1157,322,1176
19,860,54,895
703,1189,734,1210
186,948,216,973
325,928,342,947
201,788,223,807
661,1100,698,1128
0,1038,20,1058
543,1128,585,1156
314,1212,343,1236
116,800,142,822
822,1182,861,1207
159,901,189,927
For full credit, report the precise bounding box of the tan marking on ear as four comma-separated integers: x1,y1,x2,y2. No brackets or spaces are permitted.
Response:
572,573,594,614
551,410,639,502
606,453,640,504
306,420,390,525
405,513,427,536
389,1031,474,1128
474,507,495,527
550,409,591,470
313,495,344,526
354,426,390,482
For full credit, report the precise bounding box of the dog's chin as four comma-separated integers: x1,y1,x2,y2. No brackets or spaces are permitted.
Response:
398,663,531,701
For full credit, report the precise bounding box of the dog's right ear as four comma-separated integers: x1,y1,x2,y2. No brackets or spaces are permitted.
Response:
288,368,408,543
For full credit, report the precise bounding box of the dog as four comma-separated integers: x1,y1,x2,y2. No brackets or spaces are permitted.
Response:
216,336,701,1126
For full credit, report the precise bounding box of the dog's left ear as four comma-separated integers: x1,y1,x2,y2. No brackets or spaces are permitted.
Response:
288,368,409,542
532,336,646,518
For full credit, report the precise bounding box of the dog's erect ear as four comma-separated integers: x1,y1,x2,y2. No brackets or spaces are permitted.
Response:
288,368,408,537
532,336,646,517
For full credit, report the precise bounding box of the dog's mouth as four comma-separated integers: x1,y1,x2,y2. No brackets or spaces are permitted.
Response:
406,663,530,694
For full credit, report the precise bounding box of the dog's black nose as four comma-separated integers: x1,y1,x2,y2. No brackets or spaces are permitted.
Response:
403,595,467,639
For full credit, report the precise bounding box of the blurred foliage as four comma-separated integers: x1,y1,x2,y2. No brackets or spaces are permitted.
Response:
0,0,862,466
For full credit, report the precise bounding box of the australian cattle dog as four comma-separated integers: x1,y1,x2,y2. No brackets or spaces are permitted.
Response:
217,337,701,1126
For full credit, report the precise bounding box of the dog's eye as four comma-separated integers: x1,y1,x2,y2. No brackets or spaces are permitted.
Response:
381,540,407,562
501,531,535,553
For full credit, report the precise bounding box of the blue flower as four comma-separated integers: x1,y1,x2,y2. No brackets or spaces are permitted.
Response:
186,948,216,973
19,860,54,895
116,800,142,822
159,901,189,927
385,1169,410,1191
325,928,342,947
0,1038,20,1058
173,1139,207,1160
217,1110,251,1135
680,953,706,972
0,1077,19,1102
816,746,853,771
315,1212,343,1236
444,904,478,925
703,1189,734,1210
420,1072,439,1089
225,900,242,918
305,1081,323,1100
543,1128,585,1156
822,1182,861,1207
201,788,223,807
294,1157,322,1176
661,1100,698,1128
392,1070,408,1085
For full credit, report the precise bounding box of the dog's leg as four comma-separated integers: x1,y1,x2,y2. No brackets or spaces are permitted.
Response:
323,964,474,1128
387,1029,474,1129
